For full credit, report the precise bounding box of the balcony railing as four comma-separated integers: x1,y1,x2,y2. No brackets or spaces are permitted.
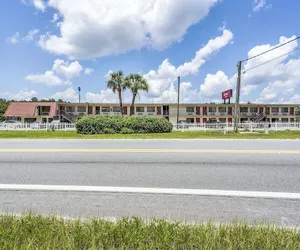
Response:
240,112,258,116
272,112,289,116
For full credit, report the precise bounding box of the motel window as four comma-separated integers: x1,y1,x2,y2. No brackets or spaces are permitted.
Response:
136,107,145,112
186,107,195,113
102,107,110,112
147,107,155,112
112,107,121,112
41,106,50,113
250,107,258,113
240,107,248,113
96,107,100,114
208,107,216,113
66,106,75,112
281,107,289,113
219,107,226,113
281,118,289,122
272,107,279,113
77,106,87,113
186,118,194,124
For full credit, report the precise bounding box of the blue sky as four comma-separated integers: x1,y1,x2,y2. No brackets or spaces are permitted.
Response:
1,0,300,104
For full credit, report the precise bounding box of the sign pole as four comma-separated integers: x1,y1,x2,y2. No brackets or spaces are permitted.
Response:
234,61,242,132
177,76,180,125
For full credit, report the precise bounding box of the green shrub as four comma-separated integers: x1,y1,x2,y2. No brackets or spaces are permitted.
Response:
103,128,116,134
76,116,173,134
120,128,134,134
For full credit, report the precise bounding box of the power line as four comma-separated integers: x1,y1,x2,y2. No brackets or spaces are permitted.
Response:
243,46,300,74
242,36,300,63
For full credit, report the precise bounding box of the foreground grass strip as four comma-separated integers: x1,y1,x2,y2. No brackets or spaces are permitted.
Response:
0,214,299,249
1,130,300,139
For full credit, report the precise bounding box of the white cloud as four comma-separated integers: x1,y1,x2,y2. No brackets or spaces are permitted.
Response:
23,29,39,42
38,0,218,59
287,94,300,104
4,89,38,101
200,71,233,99
52,59,83,79
86,89,119,103
51,88,77,101
253,0,266,12
142,29,233,102
200,35,300,104
241,85,257,96
51,13,59,23
218,20,227,31
84,68,94,75
7,32,20,44
21,0,46,12
25,71,71,86
252,0,272,12
25,59,91,87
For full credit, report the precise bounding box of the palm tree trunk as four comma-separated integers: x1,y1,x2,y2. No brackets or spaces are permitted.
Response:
130,94,136,116
118,90,123,116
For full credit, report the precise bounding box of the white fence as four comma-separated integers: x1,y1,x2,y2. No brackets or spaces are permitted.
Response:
0,122,299,132
0,123,76,131
173,122,300,131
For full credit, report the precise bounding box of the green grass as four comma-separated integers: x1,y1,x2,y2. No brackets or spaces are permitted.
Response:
0,130,300,139
0,214,299,249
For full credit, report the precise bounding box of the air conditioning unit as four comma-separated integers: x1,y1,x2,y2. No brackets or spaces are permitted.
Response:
187,113,194,115
137,113,144,115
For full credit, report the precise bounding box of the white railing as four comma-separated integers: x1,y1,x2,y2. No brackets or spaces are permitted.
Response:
0,122,299,132
173,122,300,131
0,123,76,131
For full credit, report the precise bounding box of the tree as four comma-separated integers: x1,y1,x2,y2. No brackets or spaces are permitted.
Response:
107,71,126,115
0,99,10,121
31,97,38,102
124,74,149,116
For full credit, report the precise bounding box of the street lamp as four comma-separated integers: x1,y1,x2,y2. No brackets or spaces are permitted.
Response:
78,87,81,103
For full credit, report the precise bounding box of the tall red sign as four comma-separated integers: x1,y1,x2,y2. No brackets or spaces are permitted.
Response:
222,89,233,100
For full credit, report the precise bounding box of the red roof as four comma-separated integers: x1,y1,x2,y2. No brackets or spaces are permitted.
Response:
5,102,57,117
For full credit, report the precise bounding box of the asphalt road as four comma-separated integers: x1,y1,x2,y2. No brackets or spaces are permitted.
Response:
0,139,299,226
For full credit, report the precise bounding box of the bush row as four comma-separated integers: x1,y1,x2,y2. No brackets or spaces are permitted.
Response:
76,115,173,134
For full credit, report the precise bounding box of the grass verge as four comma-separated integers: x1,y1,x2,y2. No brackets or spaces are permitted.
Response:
0,130,300,139
0,214,299,249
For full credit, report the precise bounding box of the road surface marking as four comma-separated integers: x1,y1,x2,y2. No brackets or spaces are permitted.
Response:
0,184,299,200
0,149,300,154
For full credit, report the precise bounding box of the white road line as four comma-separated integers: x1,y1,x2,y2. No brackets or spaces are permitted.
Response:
0,184,299,200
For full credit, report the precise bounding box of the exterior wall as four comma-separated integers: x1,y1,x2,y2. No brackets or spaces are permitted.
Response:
20,116,52,123
8,102,298,123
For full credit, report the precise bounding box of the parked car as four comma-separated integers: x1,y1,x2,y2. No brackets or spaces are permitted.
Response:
0,120,22,128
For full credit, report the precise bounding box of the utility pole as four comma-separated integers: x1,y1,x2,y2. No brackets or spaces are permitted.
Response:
176,76,181,125
234,61,242,132
78,87,81,103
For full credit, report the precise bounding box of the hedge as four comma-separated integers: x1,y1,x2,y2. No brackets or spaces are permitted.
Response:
76,116,173,134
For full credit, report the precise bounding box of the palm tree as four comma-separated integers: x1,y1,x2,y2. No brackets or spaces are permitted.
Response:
124,74,149,116
107,71,126,115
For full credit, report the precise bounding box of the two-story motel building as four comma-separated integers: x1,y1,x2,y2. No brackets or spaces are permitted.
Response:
5,102,299,124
